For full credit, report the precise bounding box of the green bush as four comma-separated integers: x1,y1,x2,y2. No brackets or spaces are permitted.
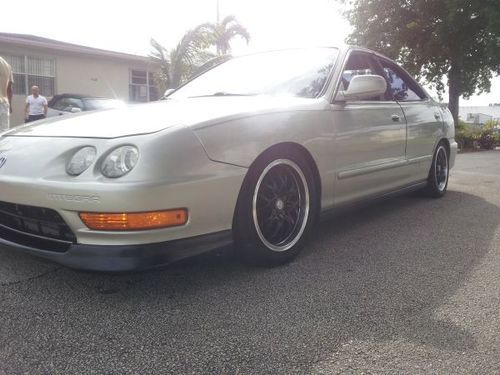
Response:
481,120,500,149
456,120,480,150
457,120,500,150
478,129,496,150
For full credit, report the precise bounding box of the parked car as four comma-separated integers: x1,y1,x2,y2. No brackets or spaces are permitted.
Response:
46,94,124,117
0,47,457,271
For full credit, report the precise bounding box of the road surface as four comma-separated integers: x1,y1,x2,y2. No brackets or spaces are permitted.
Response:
1,151,499,374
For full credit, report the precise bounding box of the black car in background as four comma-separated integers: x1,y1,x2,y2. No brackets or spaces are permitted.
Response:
47,94,125,117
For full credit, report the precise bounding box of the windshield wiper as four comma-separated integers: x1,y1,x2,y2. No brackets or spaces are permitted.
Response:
189,92,256,98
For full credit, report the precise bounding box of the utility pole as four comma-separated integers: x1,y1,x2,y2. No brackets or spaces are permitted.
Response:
216,0,220,24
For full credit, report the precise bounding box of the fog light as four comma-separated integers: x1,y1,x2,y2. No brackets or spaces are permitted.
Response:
79,209,188,231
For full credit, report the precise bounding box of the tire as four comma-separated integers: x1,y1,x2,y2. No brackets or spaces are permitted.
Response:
423,142,449,198
233,148,318,266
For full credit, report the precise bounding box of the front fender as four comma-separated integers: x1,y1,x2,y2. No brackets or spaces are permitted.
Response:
192,109,336,208
193,110,333,167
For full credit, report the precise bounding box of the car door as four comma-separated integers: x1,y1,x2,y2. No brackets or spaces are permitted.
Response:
377,57,442,181
330,51,408,205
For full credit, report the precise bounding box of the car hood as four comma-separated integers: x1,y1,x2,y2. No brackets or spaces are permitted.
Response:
2,96,324,139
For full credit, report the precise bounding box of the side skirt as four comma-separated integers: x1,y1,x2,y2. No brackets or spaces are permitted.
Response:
319,179,428,221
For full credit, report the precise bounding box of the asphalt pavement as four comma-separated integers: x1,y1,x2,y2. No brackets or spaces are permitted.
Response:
1,151,499,374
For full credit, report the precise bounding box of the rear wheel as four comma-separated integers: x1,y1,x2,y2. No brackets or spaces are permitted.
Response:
234,150,318,265
423,142,449,198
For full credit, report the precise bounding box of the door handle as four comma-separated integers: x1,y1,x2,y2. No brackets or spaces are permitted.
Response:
391,114,401,122
434,112,441,120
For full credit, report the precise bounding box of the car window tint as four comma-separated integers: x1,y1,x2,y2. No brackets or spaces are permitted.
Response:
380,61,426,101
52,97,84,111
341,53,383,100
51,98,66,111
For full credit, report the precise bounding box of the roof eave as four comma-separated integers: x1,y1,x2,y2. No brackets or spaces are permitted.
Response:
0,35,154,64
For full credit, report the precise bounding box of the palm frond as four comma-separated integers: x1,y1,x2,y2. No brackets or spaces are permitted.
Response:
220,15,238,29
211,15,250,55
150,38,169,62
150,16,250,89
224,24,250,44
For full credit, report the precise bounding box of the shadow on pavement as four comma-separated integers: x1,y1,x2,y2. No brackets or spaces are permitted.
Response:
0,189,498,373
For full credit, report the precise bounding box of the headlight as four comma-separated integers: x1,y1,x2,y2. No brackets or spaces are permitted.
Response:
66,146,97,176
101,145,139,178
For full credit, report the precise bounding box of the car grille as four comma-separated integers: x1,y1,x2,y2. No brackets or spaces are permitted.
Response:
0,201,76,252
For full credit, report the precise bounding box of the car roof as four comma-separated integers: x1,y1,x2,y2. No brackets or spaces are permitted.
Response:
343,45,395,61
230,46,394,64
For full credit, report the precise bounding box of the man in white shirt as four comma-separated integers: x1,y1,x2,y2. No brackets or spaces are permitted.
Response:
0,56,14,132
25,86,48,123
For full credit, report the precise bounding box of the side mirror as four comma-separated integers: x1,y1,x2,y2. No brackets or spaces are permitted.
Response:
336,74,387,101
162,89,175,99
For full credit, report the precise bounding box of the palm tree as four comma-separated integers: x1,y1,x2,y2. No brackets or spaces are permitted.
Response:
207,15,250,56
150,16,250,91
150,24,214,90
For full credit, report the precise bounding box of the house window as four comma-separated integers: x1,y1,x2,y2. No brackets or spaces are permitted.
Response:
129,70,158,102
1,54,56,97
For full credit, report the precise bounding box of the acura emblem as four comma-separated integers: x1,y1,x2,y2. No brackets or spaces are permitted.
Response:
0,156,6,169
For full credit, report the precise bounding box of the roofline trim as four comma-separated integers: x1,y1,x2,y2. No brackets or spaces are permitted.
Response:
0,34,154,64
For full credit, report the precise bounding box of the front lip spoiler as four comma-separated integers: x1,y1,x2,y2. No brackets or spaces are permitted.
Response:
0,230,233,272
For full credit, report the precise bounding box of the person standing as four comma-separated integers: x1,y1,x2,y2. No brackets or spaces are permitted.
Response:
25,86,48,122
0,56,14,132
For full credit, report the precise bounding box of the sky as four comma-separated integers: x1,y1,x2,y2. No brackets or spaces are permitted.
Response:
2,0,498,106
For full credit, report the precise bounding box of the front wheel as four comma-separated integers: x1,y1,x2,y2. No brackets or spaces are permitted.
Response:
234,150,318,266
423,142,449,198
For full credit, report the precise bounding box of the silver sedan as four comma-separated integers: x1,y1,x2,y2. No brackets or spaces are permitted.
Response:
0,47,457,271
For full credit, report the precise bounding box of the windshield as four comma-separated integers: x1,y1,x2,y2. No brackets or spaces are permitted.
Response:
170,48,338,99
83,98,125,110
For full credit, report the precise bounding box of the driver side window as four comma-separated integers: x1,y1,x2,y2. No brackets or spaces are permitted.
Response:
341,52,384,101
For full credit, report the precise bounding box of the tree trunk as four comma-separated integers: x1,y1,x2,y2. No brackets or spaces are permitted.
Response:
448,63,461,127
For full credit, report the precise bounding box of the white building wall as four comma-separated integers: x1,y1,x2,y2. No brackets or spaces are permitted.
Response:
459,106,500,125
0,43,157,126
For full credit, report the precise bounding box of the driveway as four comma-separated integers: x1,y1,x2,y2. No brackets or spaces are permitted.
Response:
1,151,499,374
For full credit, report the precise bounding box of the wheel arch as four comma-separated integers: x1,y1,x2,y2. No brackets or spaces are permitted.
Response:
232,142,322,229
439,137,451,156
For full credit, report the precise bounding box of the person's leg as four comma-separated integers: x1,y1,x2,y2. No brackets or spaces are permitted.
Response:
0,102,9,132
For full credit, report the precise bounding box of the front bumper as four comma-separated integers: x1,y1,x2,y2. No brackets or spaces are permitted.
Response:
449,140,458,169
0,228,233,271
0,128,247,248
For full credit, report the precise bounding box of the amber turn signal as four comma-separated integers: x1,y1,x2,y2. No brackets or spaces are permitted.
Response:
79,209,188,231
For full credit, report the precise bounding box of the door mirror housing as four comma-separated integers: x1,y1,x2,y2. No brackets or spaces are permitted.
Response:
336,74,387,101
162,89,175,99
